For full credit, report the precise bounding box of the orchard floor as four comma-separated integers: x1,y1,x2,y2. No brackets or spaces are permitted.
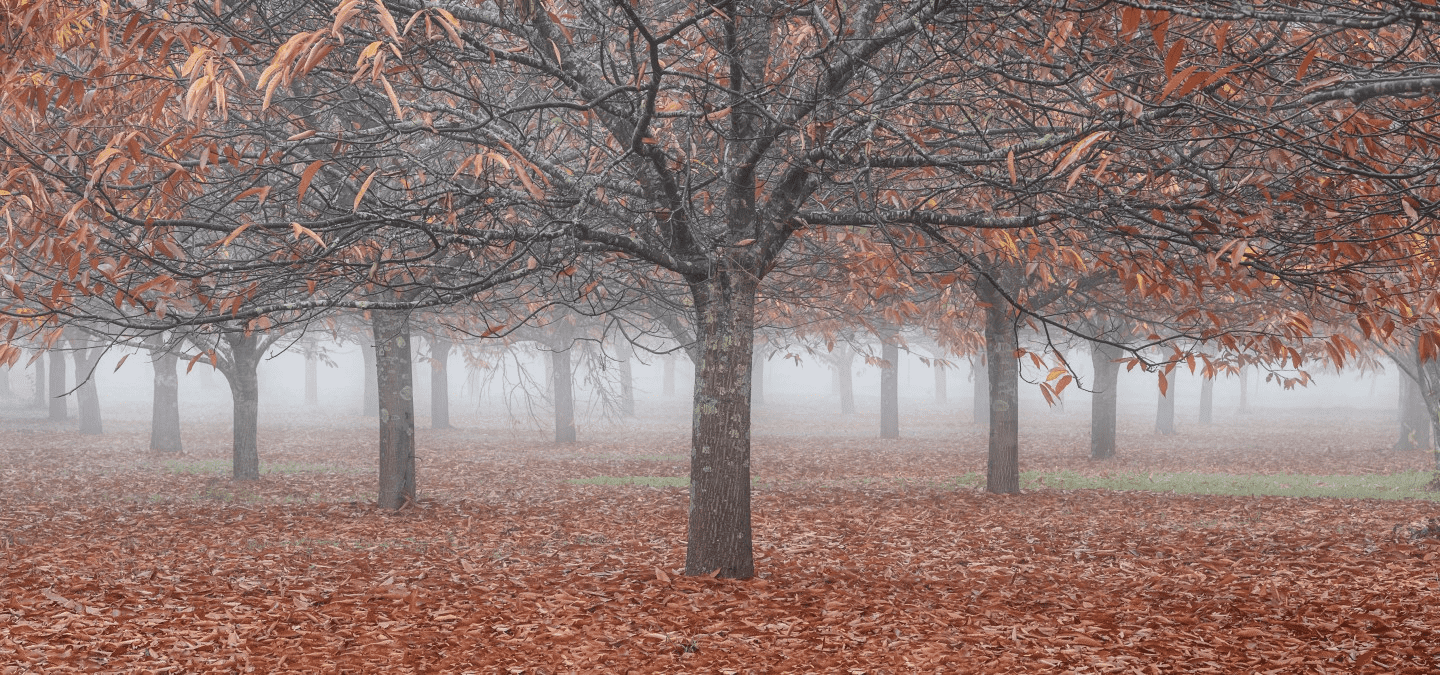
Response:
2,398,1439,673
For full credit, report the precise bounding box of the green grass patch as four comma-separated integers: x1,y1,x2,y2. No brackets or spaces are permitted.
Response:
569,475,689,487
161,459,363,476
943,470,1440,500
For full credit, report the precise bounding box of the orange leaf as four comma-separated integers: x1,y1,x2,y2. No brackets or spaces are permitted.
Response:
298,160,326,204
354,170,379,211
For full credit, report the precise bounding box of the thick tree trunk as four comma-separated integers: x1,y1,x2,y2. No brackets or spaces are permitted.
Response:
150,348,182,453
685,274,756,579
880,339,900,439
1090,341,1123,460
48,349,67,422
71,336,102,435
617,342,635,417
836,343,855,416
304,348,319,406
976,276,1020,494
360,339,378,416
1199,373,1215,425
972,356,990,427
373,311,416,509
31,350,45,409
1155,375,1177,435
222,334,263,481
430,336,451,429
551,340,577,442
663,353,676,397
751,345,766,407
934,361,947,404
1397,373,1432,451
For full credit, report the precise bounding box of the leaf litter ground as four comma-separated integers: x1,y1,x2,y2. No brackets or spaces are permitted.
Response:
2,399,1438,673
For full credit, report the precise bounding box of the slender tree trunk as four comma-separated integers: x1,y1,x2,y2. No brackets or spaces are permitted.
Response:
373,311,416,509
48,348,67,422
1398,372,1432,451
976,276,1020,494
430,336,451,429
71,336,102,435
304,348,319,406
751,345,766,407
551,339,577,443
150,347,182,453
360,338,378,416
972,356,990,427
880,339,900,439
617,342,635,417
30,350,45,409
663,353,676,397
1090,341,1122,460
222,334,263,481
1199,372,1215,425
1238,367,1249,414
0,364,11,398
934,361,947,404
836,344,855,416
685,274,756,579
1155,374,1177,435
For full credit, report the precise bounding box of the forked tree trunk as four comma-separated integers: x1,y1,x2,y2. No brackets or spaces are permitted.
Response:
360,338,378,416
880,339,900,439
31,350,45,409
71,336,102,435
617,343,635,417
373,311,416,510
1155,374,1177,435
48,349,67,422
430,336,451,429
221,334,264,481
751,346,766,407
1199,372,1215,425
551,341,577,442
1090,341,1123,460
976,276,1020,494
972,356,990,427
304,348,319,405
150,347,182,453
685,273,756,579
934,361,947,404
663,353,676,397
836,343,855,416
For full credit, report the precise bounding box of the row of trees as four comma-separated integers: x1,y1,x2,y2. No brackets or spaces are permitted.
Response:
3,0,1440,578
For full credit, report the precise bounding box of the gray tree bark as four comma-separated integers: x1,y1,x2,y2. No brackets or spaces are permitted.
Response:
1155,374,1177,435
48,348,67,422
430,336,451,429
1199,372,1215,426
373,311,416,509
220,333,264,481
1090,341,1123,460
835,343,855,416
551,328,576,443
976,275,1020,494
149,343,182,454
30,350,45,409
70,334,102,435
880,339,900,439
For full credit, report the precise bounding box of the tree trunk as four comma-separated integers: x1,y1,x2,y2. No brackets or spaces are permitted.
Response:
551,339,577,443
0,364,11,398
71,336,102,435
221,334,263,481
1199,372,1215,425
150,347,183,453
836,343,855,416
430,336,451,429
617,342,635,417
663,353,676,397
880,339,900,439
934,361,947,404
1398,372,1432,451
1238,367,1249,414
685,273,756,579
972,356,990,427
304,348,319,406
360,338,378,416
1155,374,1177,435
48,348,67,422
976,275,1020,494
751,345,766,407
1090,341,1122,460
373,310,416,509
30,350,45,409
